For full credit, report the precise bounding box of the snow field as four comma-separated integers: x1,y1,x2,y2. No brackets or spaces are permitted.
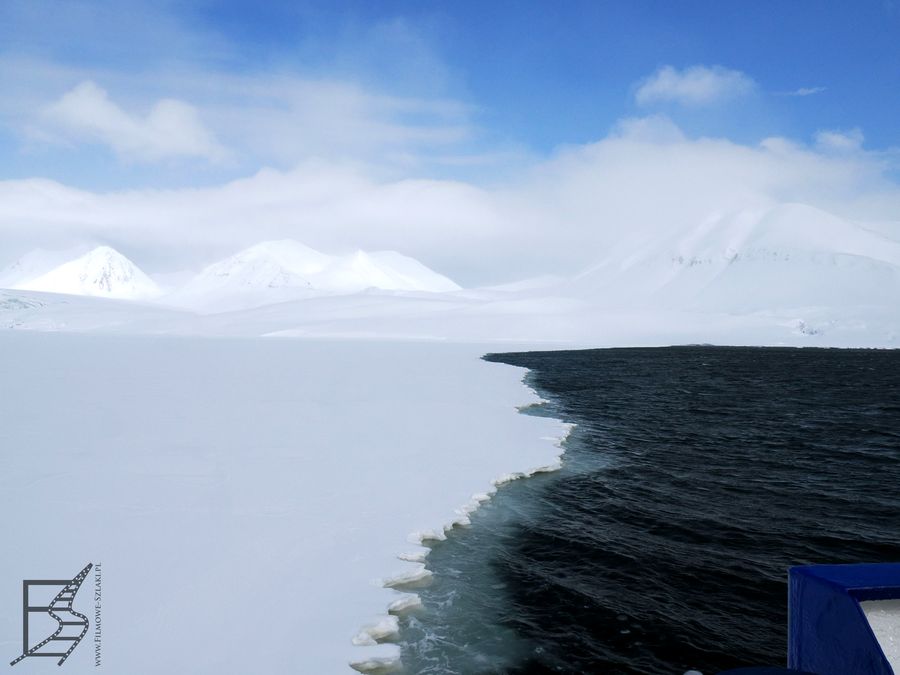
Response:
0,333,568,674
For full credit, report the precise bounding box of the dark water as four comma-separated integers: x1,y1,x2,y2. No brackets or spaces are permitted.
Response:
398,346,900,675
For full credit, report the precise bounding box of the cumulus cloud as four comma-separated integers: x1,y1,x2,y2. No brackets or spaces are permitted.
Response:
0,3,481,172
9,66,480,171
635,65,756,107
37,81,229,163
197,76,475,165
815,128,864,152
1,118,898,286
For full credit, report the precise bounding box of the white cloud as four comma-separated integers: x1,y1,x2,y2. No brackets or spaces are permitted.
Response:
1,118,898,286
6,62,480,171
0,1,501,190
815,128,864,152
196,75,475,165
0,2,481,172
635,65,756,107
787,86,827,97
37,81,229,163
609,115,686,143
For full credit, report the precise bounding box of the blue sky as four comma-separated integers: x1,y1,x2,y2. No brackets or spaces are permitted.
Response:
2,0,899,189
194,0,896,149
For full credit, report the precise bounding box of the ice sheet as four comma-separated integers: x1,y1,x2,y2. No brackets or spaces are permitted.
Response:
0,333,568,673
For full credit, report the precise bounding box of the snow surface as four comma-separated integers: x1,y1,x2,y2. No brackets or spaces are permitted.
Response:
12,246,161,300
862,600,900,671
0,332,569,674
1,278,897,348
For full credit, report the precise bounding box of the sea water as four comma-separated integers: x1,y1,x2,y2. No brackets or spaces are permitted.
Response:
398,346,900,674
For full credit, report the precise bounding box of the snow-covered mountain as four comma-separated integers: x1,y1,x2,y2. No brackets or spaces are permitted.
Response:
571,203,900,312
166,240,461,311
311,249,461,294
11,246,161,300
3,204,898,341
1,240,461,312
197,240,332,289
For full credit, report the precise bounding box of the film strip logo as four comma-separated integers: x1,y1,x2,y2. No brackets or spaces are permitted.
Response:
10,563,93,667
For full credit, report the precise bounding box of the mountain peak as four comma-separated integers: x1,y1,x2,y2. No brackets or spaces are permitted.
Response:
13,246,161,300
166,240,461,311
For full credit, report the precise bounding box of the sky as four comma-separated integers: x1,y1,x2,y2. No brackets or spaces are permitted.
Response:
1,0,899,283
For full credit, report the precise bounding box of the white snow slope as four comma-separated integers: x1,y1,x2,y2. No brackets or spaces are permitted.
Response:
571,203,900,313
12,246,161,300
0,332,568,674
166,240,461,312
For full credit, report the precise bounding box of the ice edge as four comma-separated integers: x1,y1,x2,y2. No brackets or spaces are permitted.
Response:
348,369,575,673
